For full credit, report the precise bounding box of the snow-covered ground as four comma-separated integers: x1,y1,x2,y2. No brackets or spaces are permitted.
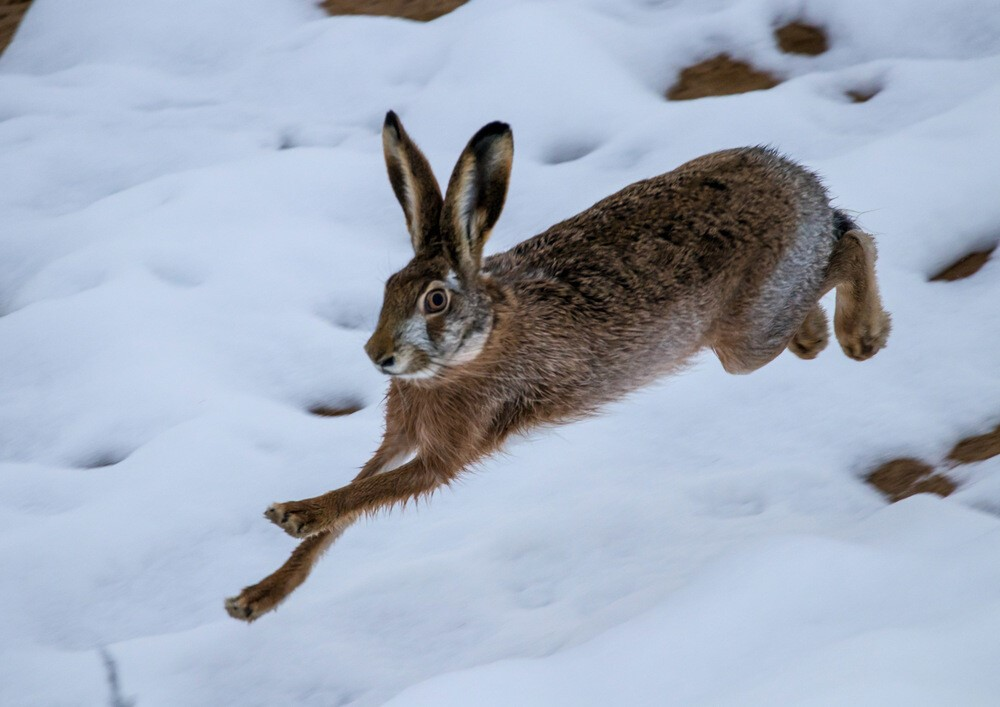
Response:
1,0,999,704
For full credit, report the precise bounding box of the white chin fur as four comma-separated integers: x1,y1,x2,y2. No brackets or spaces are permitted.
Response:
394,366,440,381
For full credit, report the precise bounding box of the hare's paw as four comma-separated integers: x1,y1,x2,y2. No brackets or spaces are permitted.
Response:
788,331,827,359
788,311,829,360
226,583,281,622
265,501,325,538
841,310,891,361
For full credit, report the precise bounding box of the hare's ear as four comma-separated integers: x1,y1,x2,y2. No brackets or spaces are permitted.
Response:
441,122,513,280
382,111,444,255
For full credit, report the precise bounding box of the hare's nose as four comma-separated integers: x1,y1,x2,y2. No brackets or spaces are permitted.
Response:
364,336,392,366
378,355,396,370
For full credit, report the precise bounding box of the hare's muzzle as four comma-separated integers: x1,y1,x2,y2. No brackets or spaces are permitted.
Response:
364,335,397,374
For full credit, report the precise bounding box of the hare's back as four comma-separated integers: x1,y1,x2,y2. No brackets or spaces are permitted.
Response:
489,147,832,302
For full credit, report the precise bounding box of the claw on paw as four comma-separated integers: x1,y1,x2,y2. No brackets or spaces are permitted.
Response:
225,588,274,622
788,329,828,360
265,502,321,538
842,311,891,361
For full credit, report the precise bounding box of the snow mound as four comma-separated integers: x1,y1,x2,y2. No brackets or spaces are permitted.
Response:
1,0,998,705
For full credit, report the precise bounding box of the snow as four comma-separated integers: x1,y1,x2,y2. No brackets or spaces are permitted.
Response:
1,0,998,705
386,496,1000,707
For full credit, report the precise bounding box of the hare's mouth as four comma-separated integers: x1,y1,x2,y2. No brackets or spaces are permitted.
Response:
376,348,440,380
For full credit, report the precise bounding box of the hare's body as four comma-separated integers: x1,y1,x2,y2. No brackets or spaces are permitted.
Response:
226,118,890,622
484,147,836,392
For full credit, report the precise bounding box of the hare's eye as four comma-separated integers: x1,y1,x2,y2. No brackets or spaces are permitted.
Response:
422,288,449,315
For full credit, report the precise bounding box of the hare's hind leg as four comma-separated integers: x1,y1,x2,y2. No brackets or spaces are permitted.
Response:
714,272,828,374
713,302,817,374
824,229,891,361
787,304,829,360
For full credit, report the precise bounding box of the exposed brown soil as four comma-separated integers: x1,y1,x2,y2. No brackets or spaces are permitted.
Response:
667,54,780,101
322,0,467,21
948,423,1000,464
846,88,879,103
774,21,828,56
0,0,31,55
929,243,997,282
309,403,363,417
2,0,470,54
667,21,830,102
866,458,956,503
867,422,1000,503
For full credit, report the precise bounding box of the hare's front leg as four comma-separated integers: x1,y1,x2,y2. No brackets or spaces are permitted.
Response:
265,497,354,539
225,436,415,621
225,527,343,621
266,456,457,538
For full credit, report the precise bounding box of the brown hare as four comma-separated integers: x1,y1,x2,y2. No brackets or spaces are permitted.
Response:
226,111,891,621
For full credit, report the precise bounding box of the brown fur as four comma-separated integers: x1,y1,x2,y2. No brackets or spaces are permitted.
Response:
225,114,891,621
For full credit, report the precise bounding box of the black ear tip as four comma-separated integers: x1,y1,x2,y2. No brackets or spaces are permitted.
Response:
473,121,512,144
384,110,402,136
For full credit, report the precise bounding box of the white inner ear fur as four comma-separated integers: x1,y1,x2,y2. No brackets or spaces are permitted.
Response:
454,158,479,261
401,171,420,235
386,138,422,241
404,177,420,237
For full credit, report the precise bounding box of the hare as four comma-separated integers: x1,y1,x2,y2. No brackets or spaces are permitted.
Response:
226,111,890,621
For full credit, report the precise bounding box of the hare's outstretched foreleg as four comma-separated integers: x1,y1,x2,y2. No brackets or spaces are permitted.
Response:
226,427,415,621
787,304,830,360
262,412,415,538
229,455,464,620
825,229,891,360
263,425,415,537
225,525,345,622
265,457,458,539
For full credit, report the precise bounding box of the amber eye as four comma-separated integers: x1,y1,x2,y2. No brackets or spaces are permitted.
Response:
422,287,449,315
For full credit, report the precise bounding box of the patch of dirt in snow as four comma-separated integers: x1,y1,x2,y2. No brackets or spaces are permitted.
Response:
0,0,31,54
948,423,1000,464
866,458,956,503
867,423,1000,502
322,0,467,22
667,54,780,101
774,21,828,56
846,87,880,103
667,21,828,101
308,402,363,417
929,243,997,282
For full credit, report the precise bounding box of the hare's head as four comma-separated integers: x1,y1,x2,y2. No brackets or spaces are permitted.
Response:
365,112,513,381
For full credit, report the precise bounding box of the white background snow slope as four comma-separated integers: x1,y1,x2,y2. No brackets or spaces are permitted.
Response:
1,0,999,705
